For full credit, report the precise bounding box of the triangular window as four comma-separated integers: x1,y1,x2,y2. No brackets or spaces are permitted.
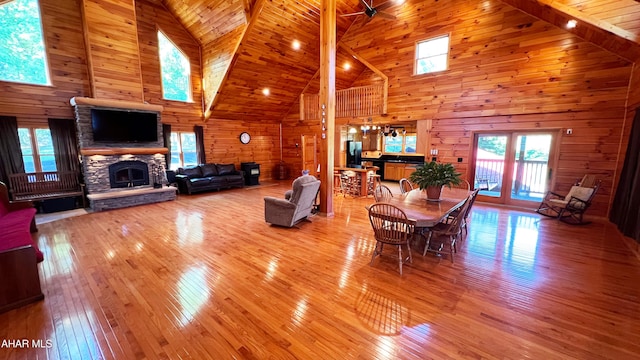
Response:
158,31,192,102
0,0,51,85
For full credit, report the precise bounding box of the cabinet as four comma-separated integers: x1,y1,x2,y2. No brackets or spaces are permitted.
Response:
404,165,417,179
362,132,380,151
384,163,405,181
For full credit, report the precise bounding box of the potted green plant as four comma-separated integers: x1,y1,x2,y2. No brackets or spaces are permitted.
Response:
409,161,462,201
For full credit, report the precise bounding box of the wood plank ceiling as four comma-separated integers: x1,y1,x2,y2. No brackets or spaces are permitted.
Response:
160,0,640,121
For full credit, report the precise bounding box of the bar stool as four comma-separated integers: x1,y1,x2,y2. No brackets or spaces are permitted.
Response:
341,170,359,197
333,171,343,196
367,171,381,196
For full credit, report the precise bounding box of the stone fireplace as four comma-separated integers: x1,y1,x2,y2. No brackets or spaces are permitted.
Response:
109,160,150,188
71,97,176,211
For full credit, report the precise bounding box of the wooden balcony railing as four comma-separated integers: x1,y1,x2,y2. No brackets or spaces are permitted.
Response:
300,84,386,120
474,159,548,197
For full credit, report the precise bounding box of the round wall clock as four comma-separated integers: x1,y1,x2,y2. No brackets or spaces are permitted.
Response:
239,132,251,144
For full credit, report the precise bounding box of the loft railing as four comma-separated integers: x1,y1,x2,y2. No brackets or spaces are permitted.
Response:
300,84,386,120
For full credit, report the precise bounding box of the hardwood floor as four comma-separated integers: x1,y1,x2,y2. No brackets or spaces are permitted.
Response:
1,181,639,359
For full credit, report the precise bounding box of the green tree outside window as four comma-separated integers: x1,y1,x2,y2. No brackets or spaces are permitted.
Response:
158,31,191,102
169,132,197,170
18,127,57,173
0,0,50,85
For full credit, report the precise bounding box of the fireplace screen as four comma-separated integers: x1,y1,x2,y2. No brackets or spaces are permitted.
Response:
108,160,150,188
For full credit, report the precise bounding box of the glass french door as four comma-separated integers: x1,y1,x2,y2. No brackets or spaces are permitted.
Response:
472,131,557,207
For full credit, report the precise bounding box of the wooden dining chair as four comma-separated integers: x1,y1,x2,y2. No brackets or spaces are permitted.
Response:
421,197,470,263
399,178,413,194
447,188,479,235
450,179,470,191
367,170,381,197
368,203,414,275
373,184,393,202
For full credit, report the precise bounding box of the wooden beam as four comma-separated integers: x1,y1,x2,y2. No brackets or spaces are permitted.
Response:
293,40,390,121
502,0,640,62
292,17,354,120
80,147,168,156
204,0,266,120
300,68,320,97
318,0,336,216
70,97,164,112
242,0,254,23
541,0,637,42
338,43,389,114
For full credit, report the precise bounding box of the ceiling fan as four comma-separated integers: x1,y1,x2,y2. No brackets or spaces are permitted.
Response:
341,0,398,22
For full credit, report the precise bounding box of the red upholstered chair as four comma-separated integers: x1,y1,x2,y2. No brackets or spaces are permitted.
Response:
0,181,42,260
0,181,44,313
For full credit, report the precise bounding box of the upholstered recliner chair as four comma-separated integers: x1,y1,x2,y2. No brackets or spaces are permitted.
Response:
264,175,321,227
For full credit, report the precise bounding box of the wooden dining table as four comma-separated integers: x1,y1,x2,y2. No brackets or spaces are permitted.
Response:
368,187,471,228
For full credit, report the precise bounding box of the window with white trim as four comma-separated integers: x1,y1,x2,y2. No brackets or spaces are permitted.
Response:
170,131,197,170
415,34,450,75
383,134,417,154
158,31,192,102
18,127,57,173
0,0,50,85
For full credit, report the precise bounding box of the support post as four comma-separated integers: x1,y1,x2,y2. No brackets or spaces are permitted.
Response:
318,0,336,216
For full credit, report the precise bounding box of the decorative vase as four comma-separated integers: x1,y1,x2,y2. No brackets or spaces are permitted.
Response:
425,185,443,201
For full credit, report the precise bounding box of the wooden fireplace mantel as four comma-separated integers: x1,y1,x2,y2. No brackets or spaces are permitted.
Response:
80,147,168,156
70,97,164,112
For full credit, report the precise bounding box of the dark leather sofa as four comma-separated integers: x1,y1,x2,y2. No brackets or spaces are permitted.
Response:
175,163,245,194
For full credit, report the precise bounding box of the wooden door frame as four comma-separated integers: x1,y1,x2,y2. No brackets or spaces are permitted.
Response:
469,129,562,207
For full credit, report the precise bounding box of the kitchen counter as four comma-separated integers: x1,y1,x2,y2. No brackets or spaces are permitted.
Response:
335,166,379,197
360,156,425,181
383,161,423,181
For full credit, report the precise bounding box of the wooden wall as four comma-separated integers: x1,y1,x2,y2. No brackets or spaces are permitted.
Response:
0,0,90,122
202,27,244,109
202,120,281,180
281,97,322,177
135,0,203,125
82,0,144,102
281,0,634,217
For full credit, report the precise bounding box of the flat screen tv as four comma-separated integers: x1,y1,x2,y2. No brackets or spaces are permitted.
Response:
91,109,158,142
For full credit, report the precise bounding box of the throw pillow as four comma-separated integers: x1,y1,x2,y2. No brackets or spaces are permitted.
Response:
565,186,594,209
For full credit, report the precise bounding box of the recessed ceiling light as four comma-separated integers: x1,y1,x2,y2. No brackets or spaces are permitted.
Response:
262,88,270,96
292,40,301,50
343,62,351,70
567,19,577,29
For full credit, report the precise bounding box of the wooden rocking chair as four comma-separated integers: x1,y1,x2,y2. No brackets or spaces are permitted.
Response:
536,176,601,225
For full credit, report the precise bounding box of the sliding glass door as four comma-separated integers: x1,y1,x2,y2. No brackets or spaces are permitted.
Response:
472,131,557,206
